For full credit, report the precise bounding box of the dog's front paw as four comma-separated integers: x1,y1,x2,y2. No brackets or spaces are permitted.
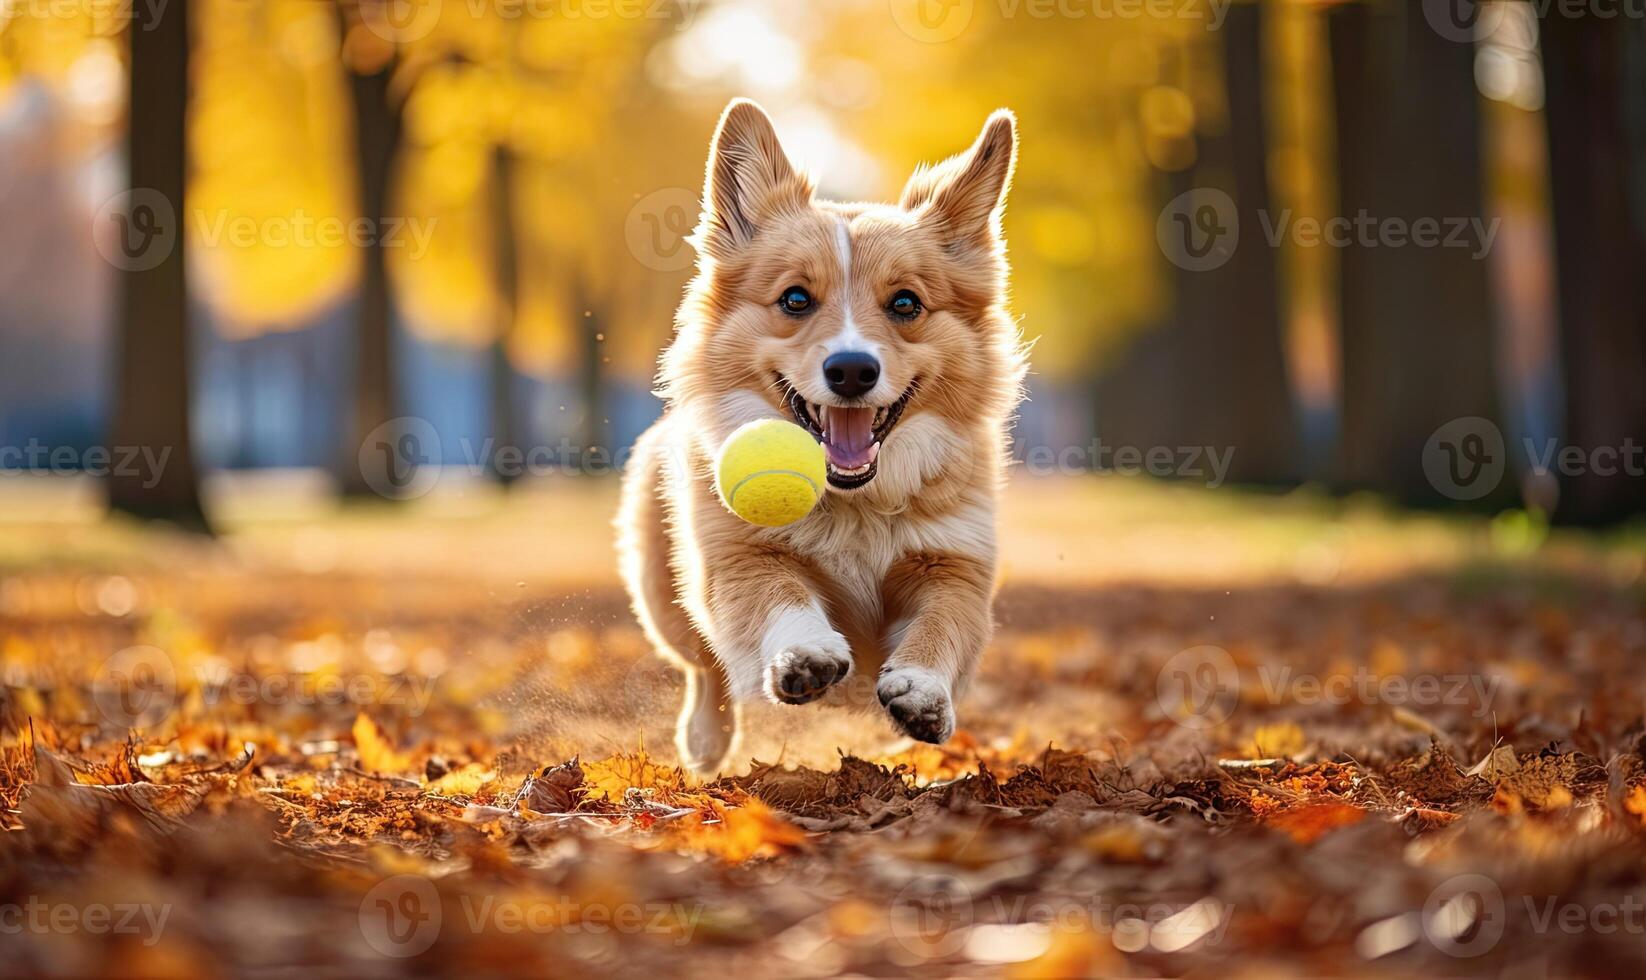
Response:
876,666,955,743
764,633,852,705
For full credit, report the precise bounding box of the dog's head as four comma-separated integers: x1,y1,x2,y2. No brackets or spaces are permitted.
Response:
662,99,1025,504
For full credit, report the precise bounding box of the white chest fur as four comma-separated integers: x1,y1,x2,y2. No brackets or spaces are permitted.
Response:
775,492,995,628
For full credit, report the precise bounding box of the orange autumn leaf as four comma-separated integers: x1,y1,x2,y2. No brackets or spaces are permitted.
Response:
351,713,413,774
1266,802,1366,844
1007,923,1120,979
684,798,808,864
1624,785,1646,825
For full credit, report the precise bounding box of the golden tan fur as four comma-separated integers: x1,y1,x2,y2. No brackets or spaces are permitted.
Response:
616,99,1025,773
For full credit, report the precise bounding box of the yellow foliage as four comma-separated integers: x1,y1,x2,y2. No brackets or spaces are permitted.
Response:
1243,721,1306,760
425,763,495,798
582,750,687,802
352,713,413,774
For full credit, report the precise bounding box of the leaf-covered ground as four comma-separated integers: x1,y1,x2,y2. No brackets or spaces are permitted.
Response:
3,479,1646,977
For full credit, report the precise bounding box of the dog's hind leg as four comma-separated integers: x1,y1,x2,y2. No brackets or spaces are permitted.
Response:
675,655,734,773
616,422,737,773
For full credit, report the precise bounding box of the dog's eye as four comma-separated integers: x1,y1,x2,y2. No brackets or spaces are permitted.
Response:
778,286,813,315
888,290,922,320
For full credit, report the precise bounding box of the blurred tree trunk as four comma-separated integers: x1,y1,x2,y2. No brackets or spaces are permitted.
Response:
337,20,405,498
108,0,208,531
1540,19,1646,524
1328,4,1506,506
489,144,519,486
1169,2,1297,486
1098,4,1296,487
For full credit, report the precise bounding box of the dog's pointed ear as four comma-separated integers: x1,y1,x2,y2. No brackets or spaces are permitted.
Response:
695,99,810,259
901,109,1017,247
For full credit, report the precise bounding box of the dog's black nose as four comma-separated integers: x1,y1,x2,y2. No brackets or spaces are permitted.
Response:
823,351,880,399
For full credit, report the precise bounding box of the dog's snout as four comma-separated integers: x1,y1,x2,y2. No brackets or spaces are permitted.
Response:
823,351,880,399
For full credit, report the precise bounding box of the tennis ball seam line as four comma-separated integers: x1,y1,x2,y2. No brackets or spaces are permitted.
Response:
725,468,821,508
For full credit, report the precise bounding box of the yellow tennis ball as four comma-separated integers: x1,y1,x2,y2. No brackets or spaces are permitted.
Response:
715,418,826,527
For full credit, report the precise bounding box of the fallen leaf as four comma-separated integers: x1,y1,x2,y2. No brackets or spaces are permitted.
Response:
1265,802,1366,844
352,713,413,774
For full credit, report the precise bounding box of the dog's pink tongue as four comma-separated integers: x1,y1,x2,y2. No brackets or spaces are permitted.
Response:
823,406,876,469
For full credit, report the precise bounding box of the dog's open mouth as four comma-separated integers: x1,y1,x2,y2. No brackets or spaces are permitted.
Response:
783,380,915,490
